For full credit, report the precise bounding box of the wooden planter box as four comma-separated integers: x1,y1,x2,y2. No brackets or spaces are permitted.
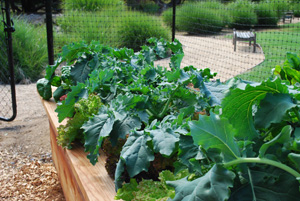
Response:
42,98,116,201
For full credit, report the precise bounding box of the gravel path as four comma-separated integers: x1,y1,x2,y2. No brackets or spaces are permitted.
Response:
155,34,265,82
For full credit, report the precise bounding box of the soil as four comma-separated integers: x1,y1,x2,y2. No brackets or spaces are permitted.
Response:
0,84,65,200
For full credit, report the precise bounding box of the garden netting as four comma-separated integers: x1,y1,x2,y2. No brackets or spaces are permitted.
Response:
49,0,300,82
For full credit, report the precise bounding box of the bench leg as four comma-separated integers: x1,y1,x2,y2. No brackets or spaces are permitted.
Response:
253,40,256,53
234,38,236,51
249,40,251,46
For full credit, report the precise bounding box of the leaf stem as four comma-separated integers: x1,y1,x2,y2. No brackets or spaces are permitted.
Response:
224,157,300,178
158,84,181,118
145,109,154,117
247,167,257,201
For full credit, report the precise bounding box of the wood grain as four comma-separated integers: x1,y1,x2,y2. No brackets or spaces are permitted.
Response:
41,98,116,201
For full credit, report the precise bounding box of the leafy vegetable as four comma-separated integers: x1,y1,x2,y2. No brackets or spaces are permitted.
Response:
222,78,288,140
274,52,300,84
167,165,235,201
57,94,103,149
37,39,300,200
36,78,52,100
115,170,189,201
189,112,240,162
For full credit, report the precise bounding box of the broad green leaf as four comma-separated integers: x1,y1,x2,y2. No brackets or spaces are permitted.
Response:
229,167,300,201
147,37,169,59
167,39,183,54
166,69,191,84
166,69,180,82
293,127,300,151
36,78,52,100
283,67,300,84
149,125,180,157
120,130,154,177
141,46,156,65
113,47,134,62
167,164,235,201
178,135,205,173
203,79,257,106
141,67,157,81
259,125,292,157
154,40,168,59
109,115,142,146
286,52,300,71
222,78,288,140
70,58,91,84
189,113,240,162
170,53,184,70
55,83,87,122
61,41,89,63
51,76,61,87
56,99,75,122
45,60,61,80
82,107,115,165
115,159,126,191
178,135,200,167
255,94,296,129
203,81,230,105
288,153,300,171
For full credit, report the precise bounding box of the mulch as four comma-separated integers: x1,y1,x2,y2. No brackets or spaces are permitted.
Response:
0,147,65,201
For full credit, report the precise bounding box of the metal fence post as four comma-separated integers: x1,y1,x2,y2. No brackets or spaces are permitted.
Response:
46,0,54,65
0,0,17,121
172,0,176,42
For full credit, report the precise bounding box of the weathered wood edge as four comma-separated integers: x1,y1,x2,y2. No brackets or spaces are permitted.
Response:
41,97,116,201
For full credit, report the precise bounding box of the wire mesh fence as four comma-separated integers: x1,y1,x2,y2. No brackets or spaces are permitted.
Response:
48,0,300,83
52,1,170,53
0,0,16,121
157,0,300,82
0,33,14,119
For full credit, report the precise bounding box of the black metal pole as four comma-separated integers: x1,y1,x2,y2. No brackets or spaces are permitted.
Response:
1,0,17,121
172,0,176,41
46,0,54,65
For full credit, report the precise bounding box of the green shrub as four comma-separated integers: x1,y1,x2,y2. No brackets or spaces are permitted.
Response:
140,1,160,14
161,8,173,27
0,16,47,83
63,0,124,11
56,9,171,52
264,0,290,19
55,9,120,51
227,0,257,30
292,2,300,17
117,11,171,51
255,1,279,26
166,1,226,34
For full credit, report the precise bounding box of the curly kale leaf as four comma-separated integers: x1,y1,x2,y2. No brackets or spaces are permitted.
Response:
56,94,103,149
115,170,189,201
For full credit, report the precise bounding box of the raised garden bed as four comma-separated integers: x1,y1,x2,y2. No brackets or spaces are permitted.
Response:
37,40,300,201
41,98,116,201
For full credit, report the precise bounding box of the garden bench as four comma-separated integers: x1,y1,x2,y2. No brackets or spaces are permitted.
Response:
233,29,256,53
283,11,293,23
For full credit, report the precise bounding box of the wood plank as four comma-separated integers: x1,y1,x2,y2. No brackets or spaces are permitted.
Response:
41,98,116,201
